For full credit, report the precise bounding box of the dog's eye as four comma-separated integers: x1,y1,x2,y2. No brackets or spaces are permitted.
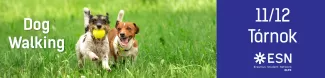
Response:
103,19,107,23
92,19,97,23
117,28,121,31
127,27,131,30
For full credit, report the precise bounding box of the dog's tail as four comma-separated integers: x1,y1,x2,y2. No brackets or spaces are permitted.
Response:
84,8,91,28
84,8,91,33
117,10,124,22
116,10,124,27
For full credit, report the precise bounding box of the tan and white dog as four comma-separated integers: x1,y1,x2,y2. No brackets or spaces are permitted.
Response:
108,10,139,63
76,8,112,71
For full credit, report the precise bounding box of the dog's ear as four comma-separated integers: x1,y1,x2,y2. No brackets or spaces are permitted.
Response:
105,26,109,34
115,21,119,28
133,23,139,34
106,12,110,24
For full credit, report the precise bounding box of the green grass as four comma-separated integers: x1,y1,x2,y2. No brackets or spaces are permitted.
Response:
0,0,216,77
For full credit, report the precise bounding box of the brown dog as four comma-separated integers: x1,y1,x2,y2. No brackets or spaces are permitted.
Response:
108,10,139,64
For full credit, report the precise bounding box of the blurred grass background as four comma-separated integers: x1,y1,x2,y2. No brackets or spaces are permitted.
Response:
0,0,216,77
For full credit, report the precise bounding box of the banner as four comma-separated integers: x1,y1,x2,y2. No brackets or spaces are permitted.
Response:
218,0,325,78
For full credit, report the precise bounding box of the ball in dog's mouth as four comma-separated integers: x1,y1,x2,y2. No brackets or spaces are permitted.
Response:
120,37,130,46
92,29,106,39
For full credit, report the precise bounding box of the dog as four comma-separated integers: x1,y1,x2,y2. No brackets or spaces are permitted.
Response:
76,9,112,71
108,10,139,63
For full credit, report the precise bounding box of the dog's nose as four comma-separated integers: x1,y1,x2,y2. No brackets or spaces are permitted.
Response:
97,25,102,28
120,33,125,37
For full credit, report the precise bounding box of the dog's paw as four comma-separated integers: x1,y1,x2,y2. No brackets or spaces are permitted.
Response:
102,66,112,72
89,53,99,61
107,69,112,72
91,57,98,61
103,64,111,72
78,63,84,68
90,55,99,61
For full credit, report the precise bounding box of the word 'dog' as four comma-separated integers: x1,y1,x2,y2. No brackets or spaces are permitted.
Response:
24,18,50,34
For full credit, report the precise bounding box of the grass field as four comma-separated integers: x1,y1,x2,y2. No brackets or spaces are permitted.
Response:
0,0,216,77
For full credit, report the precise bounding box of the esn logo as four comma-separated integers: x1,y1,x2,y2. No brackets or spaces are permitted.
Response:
254,52,292,64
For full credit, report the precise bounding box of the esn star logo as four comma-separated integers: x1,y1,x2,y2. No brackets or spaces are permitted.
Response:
254,52,266,64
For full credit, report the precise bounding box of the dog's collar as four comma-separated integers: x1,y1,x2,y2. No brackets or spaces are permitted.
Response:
118,43,132,52
117,44,132,56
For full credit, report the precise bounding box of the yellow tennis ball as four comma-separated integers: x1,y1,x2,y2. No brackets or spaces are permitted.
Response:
92,29,106,39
